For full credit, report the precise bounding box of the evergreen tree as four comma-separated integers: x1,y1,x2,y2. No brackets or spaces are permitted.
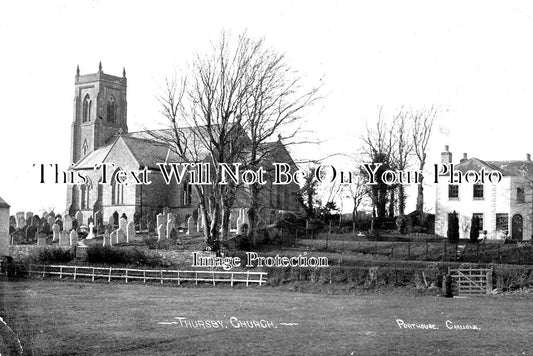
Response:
447,211,459,243
470,215,480,243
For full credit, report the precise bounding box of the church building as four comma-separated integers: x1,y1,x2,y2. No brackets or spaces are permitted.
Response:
66,64,300,228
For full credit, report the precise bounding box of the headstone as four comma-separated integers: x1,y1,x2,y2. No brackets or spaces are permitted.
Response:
196,219,201,233
119,217,128,232
59,231,69,246
75,211,83,226
16,212,26,228
71,218,79,232
88,216,94,225
126,221,135,242
86,223,95,239
157,224,165,241
37,234,48,246
25,212,33,226
166,219,175,239
148,220,156,233
156,213,166,230
32,215,41,227
42,222,51,235
55,217,63,231
108,215,114,227
116,228,126,244
64,215,73,232
187,216,194,235
94,211,102,227
9,216,16,229
47,215,55,227
103,231,112,246
52,223,60,241
69,230,78,246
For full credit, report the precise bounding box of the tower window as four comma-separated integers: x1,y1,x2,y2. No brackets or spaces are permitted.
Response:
82,95,91,123
82,140,88,156
112,170,124,205
517,187,525,203
107,96,116,123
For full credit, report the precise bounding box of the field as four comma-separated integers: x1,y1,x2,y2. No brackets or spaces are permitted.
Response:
1,281,532,355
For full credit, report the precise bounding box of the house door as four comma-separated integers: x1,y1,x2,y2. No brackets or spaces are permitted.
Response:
511,214,523,241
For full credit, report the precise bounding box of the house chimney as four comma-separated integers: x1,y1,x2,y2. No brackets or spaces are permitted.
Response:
460,153,468,163
441,145,452,164
527,153,531,161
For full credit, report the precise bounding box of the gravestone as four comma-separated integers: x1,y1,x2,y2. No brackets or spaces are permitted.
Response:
32,215,41,227
71,218,78,232
187,216,194,235
9,216,16,229
166,219,175,239
64,215,73,232
103,231,112,246
156,213,166,231
148,220,156,233
59,231,69,246
196,219,201,233
47,215,55,227
75,211,83,226
108,215,114,227
157,224,165,241
126,221,135,242
55,217,63,231
37,233,48,246
25,212,33,227
119,217,128,232
86,223,95,239
42,222,51,235
88,216,94,225
94,211,102,227
16,212,26,228
110,230,117,245
116,228,126,244
52,223,60,241
69,230,78,246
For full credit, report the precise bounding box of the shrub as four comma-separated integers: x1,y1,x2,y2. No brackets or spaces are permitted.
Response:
86,245,163,267
470,215,480,243
30,247,73,264
447,211,459,243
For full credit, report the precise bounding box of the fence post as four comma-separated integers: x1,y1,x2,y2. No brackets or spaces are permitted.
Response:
486,268,493,294
92,268,95,282
108,267,112,282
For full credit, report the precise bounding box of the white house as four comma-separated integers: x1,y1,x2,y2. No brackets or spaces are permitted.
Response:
435,146,533,241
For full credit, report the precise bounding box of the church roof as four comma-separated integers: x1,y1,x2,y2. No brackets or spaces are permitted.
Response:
0,196,10,208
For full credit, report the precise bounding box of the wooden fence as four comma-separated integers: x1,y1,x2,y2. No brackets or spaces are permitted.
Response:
27,264,267,286
448,267,493,295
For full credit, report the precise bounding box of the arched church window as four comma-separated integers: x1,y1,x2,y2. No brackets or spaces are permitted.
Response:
112,171,124,205
107,96,116,123
182,181,192,205
82,95,91,123
80,180,92,210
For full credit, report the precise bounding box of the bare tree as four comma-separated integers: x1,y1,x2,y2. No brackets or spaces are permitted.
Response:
390,109,413,216
411,106,437,214
151,31,320,248
360,107,396,225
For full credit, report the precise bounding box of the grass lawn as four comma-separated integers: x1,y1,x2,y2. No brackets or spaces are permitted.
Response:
0,281,532,355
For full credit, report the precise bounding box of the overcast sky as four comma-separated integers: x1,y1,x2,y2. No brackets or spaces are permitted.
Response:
1,0,533,214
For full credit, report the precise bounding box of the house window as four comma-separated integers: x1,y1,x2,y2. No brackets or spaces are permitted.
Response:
473,184,484,199
448,185,459,199
517,187,525,203
496,213,508,232
82,95,91,123
472,213,484,230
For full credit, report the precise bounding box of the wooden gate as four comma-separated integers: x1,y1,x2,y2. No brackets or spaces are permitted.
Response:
448,267,493,295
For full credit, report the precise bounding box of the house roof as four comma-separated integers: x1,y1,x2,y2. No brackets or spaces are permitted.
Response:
0,196,10,209
451,157,533,177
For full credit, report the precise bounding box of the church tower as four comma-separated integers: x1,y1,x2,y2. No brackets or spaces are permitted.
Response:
70,63,128,164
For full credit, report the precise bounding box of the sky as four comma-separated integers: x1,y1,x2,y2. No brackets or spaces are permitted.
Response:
1,0,533,214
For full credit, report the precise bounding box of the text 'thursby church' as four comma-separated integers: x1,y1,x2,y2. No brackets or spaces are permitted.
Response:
66,64,300,227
